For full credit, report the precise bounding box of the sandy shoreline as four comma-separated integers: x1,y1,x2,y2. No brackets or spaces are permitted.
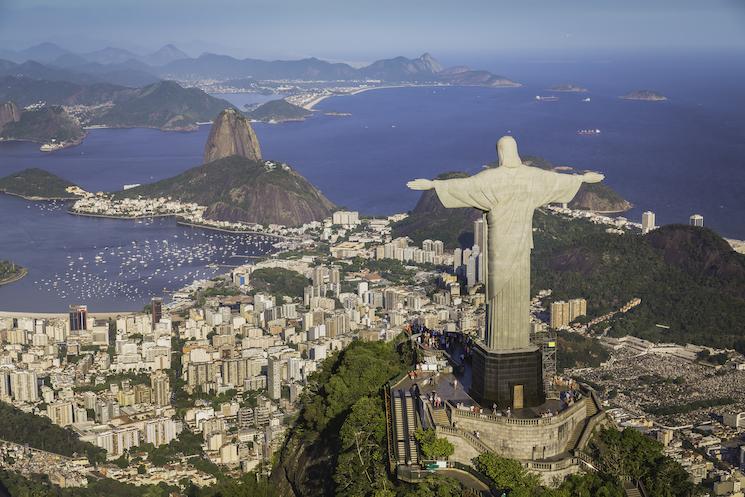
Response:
304,84,440,110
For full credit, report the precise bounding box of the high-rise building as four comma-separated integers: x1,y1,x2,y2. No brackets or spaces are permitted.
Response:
69,305,88,332
332,210,360,226
474,218,486,253
267,357,282,400
550,301,570,329
641,211,656,234
689,214,704,227
466,254,477,288
433,240,444,256
144,417,177,447
568,298,587,322
10,370,38,402
151,297,163,330
453,248,462,271
47,400,75,427
150,371,171,407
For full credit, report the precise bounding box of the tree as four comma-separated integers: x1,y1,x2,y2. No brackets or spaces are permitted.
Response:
472,453,540,492
334,396,391,497
413,429,454,460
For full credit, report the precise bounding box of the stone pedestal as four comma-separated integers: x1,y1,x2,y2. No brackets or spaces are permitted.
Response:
470,343,545,409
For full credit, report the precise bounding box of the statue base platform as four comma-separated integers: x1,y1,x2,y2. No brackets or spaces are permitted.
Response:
469,342,545,409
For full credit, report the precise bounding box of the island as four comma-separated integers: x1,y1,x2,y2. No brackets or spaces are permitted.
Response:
0,168,82,200
549,84,589,93
247,98,312,123
621,90,668,101
0,260,27,286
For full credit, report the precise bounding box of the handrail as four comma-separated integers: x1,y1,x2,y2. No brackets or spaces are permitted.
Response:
436,425,492,454
383,386,396,471
572,391,606,453
523,457,577,471
447,397,587,426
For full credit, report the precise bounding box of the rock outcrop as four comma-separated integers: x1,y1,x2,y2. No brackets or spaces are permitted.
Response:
119,155,335,227
0,101,20,131
203,108,261,163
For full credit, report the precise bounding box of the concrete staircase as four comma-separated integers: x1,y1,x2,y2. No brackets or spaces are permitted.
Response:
431,407,450,426
623,481,643,497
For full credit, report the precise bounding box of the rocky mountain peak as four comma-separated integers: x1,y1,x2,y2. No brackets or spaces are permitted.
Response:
203,108,262,163
0,101,21,131
418,53,443,73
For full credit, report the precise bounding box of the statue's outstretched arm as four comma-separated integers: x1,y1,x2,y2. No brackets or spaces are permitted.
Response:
407,179,434,190
582,172,604,183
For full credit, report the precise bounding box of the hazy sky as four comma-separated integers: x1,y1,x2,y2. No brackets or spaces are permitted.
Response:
1,0,744,61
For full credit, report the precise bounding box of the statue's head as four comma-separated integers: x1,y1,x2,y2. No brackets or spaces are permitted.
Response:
497,135,522,168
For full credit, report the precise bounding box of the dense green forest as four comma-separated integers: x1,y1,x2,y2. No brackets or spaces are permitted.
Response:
531,211,745,350
0,168,77,199
0,470,276,497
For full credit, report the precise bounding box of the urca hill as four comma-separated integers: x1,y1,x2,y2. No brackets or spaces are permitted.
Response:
119,109,335,227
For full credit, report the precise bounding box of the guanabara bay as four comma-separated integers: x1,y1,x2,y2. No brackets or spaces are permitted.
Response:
0,2,743,497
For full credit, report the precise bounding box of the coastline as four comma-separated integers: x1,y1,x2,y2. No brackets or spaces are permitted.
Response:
0,191,77,201
67,209,176,220
175,218,285,238
303,82,520,110
67,208,288,238
304,84,444,110
0,267,27,287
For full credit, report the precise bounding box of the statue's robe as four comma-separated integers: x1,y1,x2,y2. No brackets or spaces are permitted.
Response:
433,166,583,350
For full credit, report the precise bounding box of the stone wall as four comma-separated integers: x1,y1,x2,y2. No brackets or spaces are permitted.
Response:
448,399,587,460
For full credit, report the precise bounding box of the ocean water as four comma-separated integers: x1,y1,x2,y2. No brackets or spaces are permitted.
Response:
1,52,744,311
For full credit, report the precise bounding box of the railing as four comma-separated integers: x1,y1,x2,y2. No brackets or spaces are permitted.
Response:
572,391,606,453
383,386,396,471
422,399,437,430
523,457,577,472
447,397,587,427
620,476,649,497
436,425,492,454
575,450,603,472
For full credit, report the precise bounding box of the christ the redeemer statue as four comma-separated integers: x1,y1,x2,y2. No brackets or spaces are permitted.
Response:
408,136,603,352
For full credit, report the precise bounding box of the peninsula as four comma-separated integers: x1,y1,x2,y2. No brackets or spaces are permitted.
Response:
0,168,81,200
247,99,312,123
0,105,85,151
74,109,335,228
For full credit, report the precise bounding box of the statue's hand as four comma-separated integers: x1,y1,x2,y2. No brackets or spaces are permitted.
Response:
582,172,604,184
407,179,434,191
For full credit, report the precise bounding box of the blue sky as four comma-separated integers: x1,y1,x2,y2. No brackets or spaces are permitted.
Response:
1,0,744,61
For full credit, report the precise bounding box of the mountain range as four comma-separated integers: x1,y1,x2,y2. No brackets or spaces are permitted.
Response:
0,43,519,88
